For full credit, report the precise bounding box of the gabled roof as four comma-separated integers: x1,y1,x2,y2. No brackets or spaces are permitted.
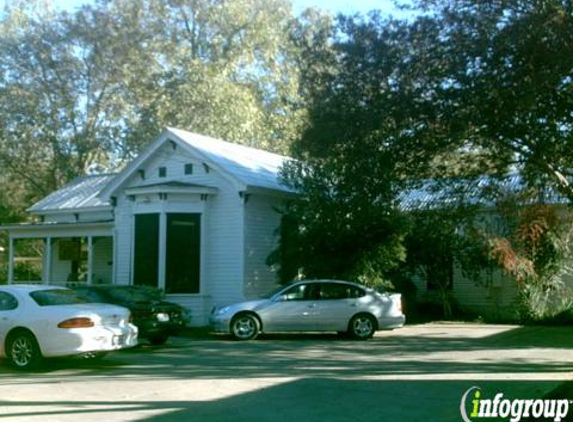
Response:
99,127,293,200
29,174,116,214
168,128,291,193
30,128,293,214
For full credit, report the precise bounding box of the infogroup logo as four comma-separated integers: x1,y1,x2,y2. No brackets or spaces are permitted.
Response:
460,386,570,422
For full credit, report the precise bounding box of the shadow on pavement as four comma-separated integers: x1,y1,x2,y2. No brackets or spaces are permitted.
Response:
0,325,571,382
0,378,567,422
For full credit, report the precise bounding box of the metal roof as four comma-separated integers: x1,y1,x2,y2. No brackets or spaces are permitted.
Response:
28,174,116,214
398,174,565,211
29,128,293,213
168,127,292,193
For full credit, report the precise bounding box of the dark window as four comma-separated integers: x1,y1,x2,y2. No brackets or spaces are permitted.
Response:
107,287,161,302
30,289,88,306
74,288,108,303
348,286,366,298
184,163,193,175
133,213,160,288
159,167,167,178
282,284,305,301
165,213,201,294
426,255,454,291
319,283,351,300
282,284,320,301
0,292,18,311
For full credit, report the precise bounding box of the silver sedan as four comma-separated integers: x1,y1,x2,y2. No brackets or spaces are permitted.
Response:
210,280,405,340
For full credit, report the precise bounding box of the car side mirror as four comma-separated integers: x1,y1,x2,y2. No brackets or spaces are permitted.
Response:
274,294,288,302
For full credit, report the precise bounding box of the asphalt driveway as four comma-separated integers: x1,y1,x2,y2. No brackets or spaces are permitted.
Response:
0,323,571,422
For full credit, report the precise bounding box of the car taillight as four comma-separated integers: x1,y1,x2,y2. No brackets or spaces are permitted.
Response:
58,317,95,328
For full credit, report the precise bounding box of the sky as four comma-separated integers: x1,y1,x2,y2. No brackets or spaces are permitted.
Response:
1,0,411,18
292,0,410,17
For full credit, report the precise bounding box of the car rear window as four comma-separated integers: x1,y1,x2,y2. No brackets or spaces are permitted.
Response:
30,289,90,306
107,287,160,302
74,288,108,303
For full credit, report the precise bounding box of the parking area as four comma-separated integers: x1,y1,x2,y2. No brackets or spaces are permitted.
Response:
0,323,572,422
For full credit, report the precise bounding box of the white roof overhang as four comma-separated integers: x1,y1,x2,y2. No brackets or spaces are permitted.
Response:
1,221,114,239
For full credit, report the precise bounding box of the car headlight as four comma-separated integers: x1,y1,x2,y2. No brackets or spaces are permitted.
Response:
215,306,230,316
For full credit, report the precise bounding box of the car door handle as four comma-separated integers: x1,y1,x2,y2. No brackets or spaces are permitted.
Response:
307,304,317,308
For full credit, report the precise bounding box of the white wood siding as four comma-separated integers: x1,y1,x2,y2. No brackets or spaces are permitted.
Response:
411,209,521,319
243,194,282,298
113,142,246,325
113,195,134,286
49,240,72,285
92,236,113,284
453,265,519,320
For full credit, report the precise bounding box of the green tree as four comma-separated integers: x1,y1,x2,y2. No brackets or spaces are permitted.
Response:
486,197,573,320
116,0,306,155
272,13,418,287
412,0,573,193
0,0,307,223
272,1,573,315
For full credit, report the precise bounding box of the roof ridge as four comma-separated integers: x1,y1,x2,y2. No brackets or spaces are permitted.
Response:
167,127,291,160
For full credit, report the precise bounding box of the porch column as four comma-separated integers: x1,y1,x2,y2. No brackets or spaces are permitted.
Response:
87,236,93,284
44,237,52,285
8,235,14,284
158,213,167,290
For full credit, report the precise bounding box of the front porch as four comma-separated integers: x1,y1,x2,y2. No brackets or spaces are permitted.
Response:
2,222,114,286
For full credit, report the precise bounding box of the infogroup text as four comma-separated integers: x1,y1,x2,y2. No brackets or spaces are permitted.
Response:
460,386,570,422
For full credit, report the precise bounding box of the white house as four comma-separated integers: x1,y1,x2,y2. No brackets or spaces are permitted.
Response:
2,127,293,325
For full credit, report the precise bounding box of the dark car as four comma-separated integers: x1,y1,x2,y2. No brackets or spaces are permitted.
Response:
72,285,190,345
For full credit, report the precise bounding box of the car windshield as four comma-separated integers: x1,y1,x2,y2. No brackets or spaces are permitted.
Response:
30,289,90,306
107,287,161,302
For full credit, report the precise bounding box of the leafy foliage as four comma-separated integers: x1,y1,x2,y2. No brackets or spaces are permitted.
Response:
486,199,573,320
413,0,573,192
273,1,573,319
0,0,307,222
271,13,420,288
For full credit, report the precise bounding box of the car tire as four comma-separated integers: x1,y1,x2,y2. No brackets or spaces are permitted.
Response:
7,330,43,370
148,335,169,346
230,313,260,340
348,314,376,340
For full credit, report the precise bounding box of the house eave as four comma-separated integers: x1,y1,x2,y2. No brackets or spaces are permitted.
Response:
28,205,114,216
98,129,243,201
124,183,219,197
1,220,114,238
244,185,297,198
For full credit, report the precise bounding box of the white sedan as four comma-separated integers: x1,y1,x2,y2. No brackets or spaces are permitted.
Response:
210,280,405,340
0,284,138,369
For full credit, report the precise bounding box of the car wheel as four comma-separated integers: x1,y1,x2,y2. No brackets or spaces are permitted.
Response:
148,335,169,346
7,331,43,370
231,313,260,340
348,314,376,340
